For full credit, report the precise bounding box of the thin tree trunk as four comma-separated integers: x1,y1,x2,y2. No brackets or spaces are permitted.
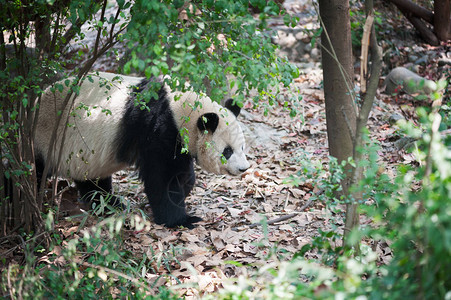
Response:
319,0,356,166
318,0,358,245
434,0,451,41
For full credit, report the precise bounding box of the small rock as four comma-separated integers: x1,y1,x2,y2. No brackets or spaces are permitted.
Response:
388,113,404,125
408,54,419,62
426,50,438,59
273,30,306,62
438,58,451,66
274,30,297,48
384,67,437,95
412,45,425,52
394,137,417,150
295,31,307,40
414,55,428,65
310,48,321,60
298,62,315,70
405,63,420,73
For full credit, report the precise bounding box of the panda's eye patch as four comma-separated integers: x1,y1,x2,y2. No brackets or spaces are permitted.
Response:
222,146,233,160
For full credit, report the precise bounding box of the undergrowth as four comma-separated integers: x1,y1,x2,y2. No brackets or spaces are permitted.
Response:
208,103,451,299
1,211,179,299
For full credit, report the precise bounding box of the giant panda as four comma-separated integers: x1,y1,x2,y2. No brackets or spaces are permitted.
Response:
35,72,250,228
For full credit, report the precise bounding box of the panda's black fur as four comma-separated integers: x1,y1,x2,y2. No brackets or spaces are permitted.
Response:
35,74,249,228
116,79,199,227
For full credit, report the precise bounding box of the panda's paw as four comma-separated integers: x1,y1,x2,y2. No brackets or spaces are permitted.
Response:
164,215,202,229
183,216,203,229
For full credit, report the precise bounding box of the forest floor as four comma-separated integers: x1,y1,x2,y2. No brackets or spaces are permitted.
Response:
1,0,450,298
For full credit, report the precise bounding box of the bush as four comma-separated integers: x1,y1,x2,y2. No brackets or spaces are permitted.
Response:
359,107,451,299
1,213,180,299
208,104,451,299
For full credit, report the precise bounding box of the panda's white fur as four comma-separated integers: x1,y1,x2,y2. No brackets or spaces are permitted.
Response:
36,72,140,180
35,72,249,227
169,90,248,175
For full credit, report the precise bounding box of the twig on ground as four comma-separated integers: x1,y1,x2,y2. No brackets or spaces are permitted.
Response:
249,198,314,228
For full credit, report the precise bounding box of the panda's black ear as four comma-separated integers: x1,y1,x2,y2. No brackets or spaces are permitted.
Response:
197,113,219,134
224,98,241,117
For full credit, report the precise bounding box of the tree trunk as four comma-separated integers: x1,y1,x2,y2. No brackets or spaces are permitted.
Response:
387,0,450,44
388,0,434,23
318,0,358,245
434,0,451,41
318,1,356,179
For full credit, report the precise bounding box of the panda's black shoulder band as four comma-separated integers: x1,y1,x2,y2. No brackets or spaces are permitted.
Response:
132,78,150,94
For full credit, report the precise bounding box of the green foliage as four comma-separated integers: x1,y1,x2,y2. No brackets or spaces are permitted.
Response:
286,154,347,220
0,0,115,235
357,107,451,299
349,10,382,50
124,0,299,106
205,258,336,299
441,71,451,128
1,214,179,299
211,103,451,298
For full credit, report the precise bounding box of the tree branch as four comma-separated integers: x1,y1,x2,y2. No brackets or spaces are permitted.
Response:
386,0,434,23
403,10,439,45
249,198,314,228
343,10,382,248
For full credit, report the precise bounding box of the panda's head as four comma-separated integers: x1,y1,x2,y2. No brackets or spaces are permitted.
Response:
193,99,250,176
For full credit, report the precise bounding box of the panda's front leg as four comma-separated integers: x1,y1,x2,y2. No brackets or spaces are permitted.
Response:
166,170,202,228
142,160,202,228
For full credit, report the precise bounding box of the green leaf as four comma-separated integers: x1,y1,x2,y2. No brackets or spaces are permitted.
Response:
71,85,80,95
56,83,64,93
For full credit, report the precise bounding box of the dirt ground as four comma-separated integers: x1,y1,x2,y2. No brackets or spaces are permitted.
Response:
1,0,450,297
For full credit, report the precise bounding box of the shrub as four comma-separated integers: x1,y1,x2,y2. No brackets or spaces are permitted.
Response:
1,213,180,299
209,104,451,299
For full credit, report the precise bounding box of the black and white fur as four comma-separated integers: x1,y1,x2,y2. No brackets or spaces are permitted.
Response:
35,72,250,228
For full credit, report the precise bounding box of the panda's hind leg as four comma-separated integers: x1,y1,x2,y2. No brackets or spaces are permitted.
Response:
75,177,124,210
35,154,46,191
